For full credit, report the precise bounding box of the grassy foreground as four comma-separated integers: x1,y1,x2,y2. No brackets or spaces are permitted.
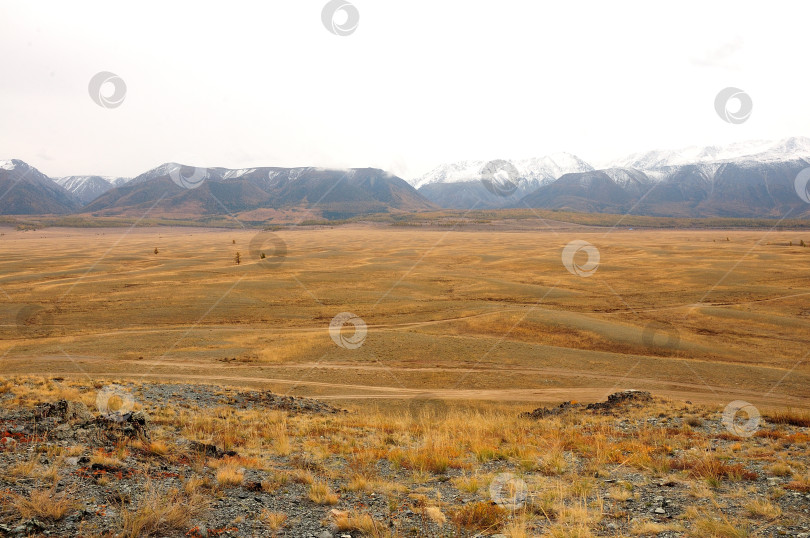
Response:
1,377,810,537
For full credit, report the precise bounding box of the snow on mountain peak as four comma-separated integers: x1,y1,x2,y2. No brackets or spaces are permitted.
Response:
412,152,593,189
0,159,32,171
607,137,810,170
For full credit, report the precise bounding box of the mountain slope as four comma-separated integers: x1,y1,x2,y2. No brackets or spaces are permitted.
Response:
0,160,80,215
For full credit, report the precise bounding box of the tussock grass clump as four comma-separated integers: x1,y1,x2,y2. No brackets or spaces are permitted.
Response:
671,454,757,482
745,499,781,518
1,488,79,521
689,515,749,538
450,501,507,532
785,475,810,492
452,473,484,493
259,510,287,533
215,465,244,487
119,485,208,537
307,481,338,505
332,510,391,537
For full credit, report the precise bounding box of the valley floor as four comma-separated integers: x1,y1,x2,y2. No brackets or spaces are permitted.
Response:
1,224,809,535
0,225,808,412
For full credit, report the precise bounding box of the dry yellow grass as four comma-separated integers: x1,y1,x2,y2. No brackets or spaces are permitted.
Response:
689,517,749,538
119,485,208,538
259,510,288,533
1,488,78,521
423,506,446,526
307,481,338,505
1,223,809,536
0,375,807,536
215,465,244,487
745,499,782,518
332,510,392,538
1,227,808,411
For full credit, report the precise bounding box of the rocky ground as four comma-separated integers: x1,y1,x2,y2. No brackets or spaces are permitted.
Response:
1,379,809,537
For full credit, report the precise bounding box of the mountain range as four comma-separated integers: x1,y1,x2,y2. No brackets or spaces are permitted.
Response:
412,137,810,218
0,161,434,218
2,137,810,220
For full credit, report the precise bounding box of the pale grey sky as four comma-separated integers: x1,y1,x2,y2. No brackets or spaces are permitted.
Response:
1,0,807,180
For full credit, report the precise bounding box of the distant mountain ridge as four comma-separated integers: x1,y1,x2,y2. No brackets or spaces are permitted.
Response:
411,137,810,217
605,136,810,170
0,160,433,217
518,157,810,218
83,163,434,218
2,137,810,218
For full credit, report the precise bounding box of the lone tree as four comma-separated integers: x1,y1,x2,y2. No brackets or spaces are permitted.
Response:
234,251,241,265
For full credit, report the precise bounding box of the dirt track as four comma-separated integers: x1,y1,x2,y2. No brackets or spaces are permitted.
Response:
3,355,805,410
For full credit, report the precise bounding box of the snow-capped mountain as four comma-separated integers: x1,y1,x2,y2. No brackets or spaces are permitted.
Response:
84,162,433,217
3,136,810,218
607,137,810,170
412,153,592,189
0,160,80,214
412,153,593,209
54,176,127,205
520,143,810,219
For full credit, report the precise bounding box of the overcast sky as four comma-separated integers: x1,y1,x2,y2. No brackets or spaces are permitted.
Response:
1,0,808,180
